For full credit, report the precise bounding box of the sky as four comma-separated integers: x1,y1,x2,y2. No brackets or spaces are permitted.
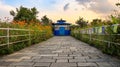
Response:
0,0,119,24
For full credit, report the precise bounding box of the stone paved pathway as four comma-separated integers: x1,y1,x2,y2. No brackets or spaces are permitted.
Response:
0,36,120,67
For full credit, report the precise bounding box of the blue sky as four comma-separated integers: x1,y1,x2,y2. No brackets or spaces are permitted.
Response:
0,0,119,23
2,0,57,10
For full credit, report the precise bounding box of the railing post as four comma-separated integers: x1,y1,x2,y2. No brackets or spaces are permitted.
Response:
43,31,46,40
108,42,110,48
89,33,92,41
29,29,31,45
7,28,10,48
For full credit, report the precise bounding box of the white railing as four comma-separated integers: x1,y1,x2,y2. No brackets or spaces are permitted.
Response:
73,31,120,47
0,28,31,48
80,24,119,34
73,24,120,46
79,34,120,46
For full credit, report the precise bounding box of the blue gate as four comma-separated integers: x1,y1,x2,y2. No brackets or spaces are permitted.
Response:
53,19,71,36
59,27,65,35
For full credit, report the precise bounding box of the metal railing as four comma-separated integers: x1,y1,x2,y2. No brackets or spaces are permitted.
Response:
0,28,31,48
80,33,120,46
73,24,120,46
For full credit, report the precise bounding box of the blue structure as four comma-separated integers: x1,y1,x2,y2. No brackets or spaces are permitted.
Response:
52,19,71,36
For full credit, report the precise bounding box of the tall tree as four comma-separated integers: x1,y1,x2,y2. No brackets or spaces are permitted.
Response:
116,2,120,7
75,17,88,28
10,6,39,24
90,19,102,26
110,2,120,24
41,15,52,25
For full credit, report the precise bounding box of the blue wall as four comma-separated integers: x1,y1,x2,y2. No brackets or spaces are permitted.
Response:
54,30,70,36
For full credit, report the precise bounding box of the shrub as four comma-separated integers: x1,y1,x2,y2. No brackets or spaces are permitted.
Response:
0,21,53,55
71,25,120,57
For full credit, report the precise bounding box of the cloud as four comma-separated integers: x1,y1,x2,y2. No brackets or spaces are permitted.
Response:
75,0,115,14
89,0,114,14
0,1,15,21
63,3,70,11
0,0,118,23
76,0,91,6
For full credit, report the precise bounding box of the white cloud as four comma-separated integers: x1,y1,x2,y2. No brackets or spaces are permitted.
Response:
0,0,119,23
54,0,118,22
89,0,114,14
0,1,15,22
75,0,115,14
37,0,104,23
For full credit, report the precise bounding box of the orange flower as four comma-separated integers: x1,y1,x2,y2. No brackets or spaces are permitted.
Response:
12,20,26,26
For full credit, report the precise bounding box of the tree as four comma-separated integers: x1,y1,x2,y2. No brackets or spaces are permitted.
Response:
90,19,102,26
41,15,52,25
10,10,15,16
75,17,88,28
10,6,39,24
116,2,120,7
110,15,120,24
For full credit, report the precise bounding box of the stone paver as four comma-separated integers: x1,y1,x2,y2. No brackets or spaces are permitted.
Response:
56,59,68,62
50,63,77,67
33,63,51,67
96,62,113,67
34,59,56,63
0,36,120,67
69,59,86,63
78,62,98,67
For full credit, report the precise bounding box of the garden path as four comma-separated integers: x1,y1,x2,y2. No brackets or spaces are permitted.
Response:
0,36,120,67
